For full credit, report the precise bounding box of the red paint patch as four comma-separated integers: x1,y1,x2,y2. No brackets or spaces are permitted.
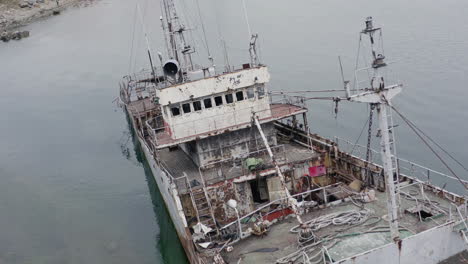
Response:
262,208,293,222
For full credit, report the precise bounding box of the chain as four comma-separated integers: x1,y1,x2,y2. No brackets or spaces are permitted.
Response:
365,104,376,186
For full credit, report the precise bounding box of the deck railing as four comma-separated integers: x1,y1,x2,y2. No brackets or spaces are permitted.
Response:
334,136,468,196
142,94,306,146
120,64,272,103
219,183,343,243
200,144,287,185
269,93,307,109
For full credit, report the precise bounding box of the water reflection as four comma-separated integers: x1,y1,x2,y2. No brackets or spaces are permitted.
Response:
126,115,188,264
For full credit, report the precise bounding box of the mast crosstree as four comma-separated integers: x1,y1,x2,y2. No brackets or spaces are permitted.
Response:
345,17,402,241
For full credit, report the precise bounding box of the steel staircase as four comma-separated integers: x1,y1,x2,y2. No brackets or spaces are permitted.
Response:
191,187,217,231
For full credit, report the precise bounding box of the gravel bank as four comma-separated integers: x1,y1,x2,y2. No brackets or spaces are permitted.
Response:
0,0,80,31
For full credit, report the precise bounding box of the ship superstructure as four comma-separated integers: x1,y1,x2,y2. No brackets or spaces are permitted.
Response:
119,2,468,263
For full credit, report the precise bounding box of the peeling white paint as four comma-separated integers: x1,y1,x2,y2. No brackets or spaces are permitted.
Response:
158,67,270,105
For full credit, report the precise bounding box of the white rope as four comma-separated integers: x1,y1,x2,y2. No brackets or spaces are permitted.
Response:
290,209,372,234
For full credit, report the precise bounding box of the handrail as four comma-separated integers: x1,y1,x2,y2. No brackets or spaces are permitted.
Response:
334,137,468,186
121,64,269,97
140,96,306,144
145,96,303,130
201,144,286,169
220,183,341,231
275,122,333,148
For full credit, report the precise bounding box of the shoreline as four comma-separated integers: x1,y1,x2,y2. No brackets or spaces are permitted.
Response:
0,0,80,32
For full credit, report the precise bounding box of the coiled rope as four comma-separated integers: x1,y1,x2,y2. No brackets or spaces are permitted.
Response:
290,209,373,234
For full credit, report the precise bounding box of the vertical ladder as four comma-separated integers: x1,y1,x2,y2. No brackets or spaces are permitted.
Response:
386,105,402,213
377,103,400,240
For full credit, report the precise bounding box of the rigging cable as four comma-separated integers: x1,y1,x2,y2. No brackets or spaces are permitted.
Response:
132,0,149,71
269,89,369,94
349,115,370,156
178,0,201,63
353,35,361,91
390,105,468,190
195,0,212,62
304,96,344,101
395,109,468,173
299,95,468,188
212,0,230,71
241,0,252,38
285,93,467,190
128,3,138,73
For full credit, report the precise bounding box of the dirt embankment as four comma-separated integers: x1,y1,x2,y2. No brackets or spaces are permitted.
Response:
0,0,78,31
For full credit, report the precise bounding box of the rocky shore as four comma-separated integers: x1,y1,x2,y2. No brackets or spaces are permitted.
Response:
0,0,79,32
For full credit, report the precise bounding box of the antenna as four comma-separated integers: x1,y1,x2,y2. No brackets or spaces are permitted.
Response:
222,39,231,72
249,34,259,66
338,56,351,98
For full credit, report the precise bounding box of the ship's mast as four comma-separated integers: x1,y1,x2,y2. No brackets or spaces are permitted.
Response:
346,17,402,241
160,0,195,78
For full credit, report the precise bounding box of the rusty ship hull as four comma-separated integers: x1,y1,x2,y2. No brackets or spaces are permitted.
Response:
120,8,467,262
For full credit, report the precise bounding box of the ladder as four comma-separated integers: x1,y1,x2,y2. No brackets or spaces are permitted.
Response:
386,105,402,213
185,173,218,234
191,187,217,230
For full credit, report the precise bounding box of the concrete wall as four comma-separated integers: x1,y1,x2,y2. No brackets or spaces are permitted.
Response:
336,221,466,264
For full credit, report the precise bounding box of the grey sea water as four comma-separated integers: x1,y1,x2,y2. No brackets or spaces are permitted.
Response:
0,0,467,263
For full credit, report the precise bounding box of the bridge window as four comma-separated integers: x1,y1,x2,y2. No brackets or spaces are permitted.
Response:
215,96,223,106
171,106,180,116
236,91,244,101
246,87,255,99
225,93,234,104
193,101,202,111
182,103,191,113
204,98,212,109
257,85,265,99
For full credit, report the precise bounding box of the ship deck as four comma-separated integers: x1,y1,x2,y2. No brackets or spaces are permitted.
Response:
222,182,455,263
158,142,318,194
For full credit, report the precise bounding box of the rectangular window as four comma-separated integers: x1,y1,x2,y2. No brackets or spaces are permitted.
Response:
204,98,212,109
236,91,244,101
193,101,202,111
225,93,234,104
246,87,255,99
182,103,191,113
171,106,180,116
215,96,223,106
257,85,265,99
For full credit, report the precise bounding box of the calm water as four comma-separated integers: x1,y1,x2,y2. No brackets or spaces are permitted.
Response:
0,0,467,263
